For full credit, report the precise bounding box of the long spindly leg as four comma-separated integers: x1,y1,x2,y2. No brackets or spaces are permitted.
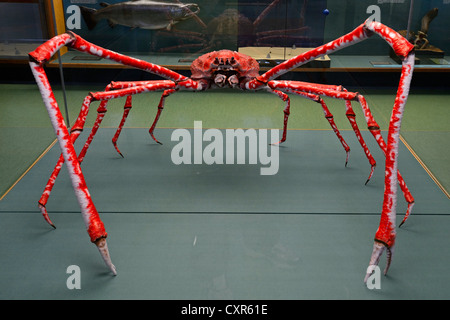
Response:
30,61,116,275
267,85,352,158
268,80,414,222
38,94,99,228
149,88,177,144
105,82,177,148
107,81,155,155
343,100,377,184
248,21,415,278
37,81,177,231
38,82,119,226
267,89,290,145
289,89,352,166
29,32,202,275
365,53,415,279
354,93,415,226
111,95,132,157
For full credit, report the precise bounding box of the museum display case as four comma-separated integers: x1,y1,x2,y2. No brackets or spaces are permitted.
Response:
1,0,449,300
1,0,449,70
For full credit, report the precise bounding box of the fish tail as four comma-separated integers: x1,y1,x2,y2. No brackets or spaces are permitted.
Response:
79,6,98,30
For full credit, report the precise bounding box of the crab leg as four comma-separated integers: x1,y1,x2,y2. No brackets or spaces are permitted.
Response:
149,89,177,144
343,100,377,183
267,89,290,145
266,82,350,147
28,34,116,274
30,61,117,275
267,88,352,162
38,94,98,227
37,82,120,225
109,95,132,157
28,31,203,274
365,52,414,280
253,0,283,28
92,80,160,156
290,90,352,165
106,82,178,146
248,21,413,88
269,80,414,213
39,80,180,220
354,93,415,222
250,20,415,277
38,81,137,224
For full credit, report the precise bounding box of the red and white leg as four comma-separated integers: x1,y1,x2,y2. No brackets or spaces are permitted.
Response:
269,80,414,216
106,82,178,146
38,94,98,228
149,88,177,144
267,84,352,163
292,84,378,182
35,80,180,274
28,31,201,275
38,81,143,224
365,52,414,280
343,99,377,183
288,89,352,165
267,49,414,277
267,89,290,145
30,62,117,275
354,93,415,220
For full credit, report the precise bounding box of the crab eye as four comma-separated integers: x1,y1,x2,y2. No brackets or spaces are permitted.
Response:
211,57,220,67
229,56,239,67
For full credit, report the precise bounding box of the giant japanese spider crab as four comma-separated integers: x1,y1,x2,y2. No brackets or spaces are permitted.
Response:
29,20,415,282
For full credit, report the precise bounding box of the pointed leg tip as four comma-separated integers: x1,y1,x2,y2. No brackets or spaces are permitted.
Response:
365,165,376,185
270,140,284,146
95,237,117,276
150,133,163,145
110,265,118,276
39,203,56,229
112,143,124,158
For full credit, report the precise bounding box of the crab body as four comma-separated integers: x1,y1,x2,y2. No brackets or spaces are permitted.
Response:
191,50,260,89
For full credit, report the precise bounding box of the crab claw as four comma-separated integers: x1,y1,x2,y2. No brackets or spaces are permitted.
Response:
95,237,117,275
214,74,227,87
364,241,393,283
227,74,239,88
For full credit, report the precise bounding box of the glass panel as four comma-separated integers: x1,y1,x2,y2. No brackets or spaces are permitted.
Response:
0,1,48,59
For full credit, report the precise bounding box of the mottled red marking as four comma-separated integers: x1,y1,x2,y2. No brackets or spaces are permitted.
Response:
191,50,260,80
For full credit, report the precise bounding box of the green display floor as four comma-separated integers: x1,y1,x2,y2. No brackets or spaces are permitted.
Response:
0,128,449,299
0,84,449,299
